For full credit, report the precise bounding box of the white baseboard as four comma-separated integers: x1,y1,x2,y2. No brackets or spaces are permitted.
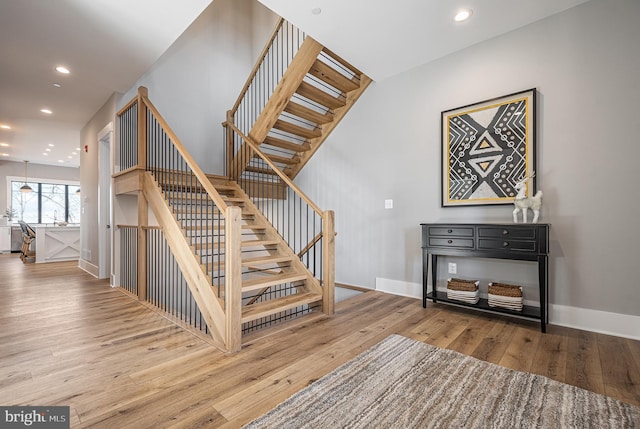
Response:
376,277,640,340
78,259,100,278
375,277,422,299
549,304,640,341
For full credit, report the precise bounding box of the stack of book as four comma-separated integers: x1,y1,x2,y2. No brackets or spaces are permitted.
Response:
488,282,523,311
446,278,479,304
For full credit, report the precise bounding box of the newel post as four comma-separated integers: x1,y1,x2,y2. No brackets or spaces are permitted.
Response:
137,86,148,169
137,192,148,301
225,205,242,352
225,111,235,179
136,86,149,301
322,210,335,315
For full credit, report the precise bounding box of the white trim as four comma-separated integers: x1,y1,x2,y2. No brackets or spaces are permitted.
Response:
375,277,422,299
549,304,640,341
98,122,114,140
376,277,640,340
78,258,100,278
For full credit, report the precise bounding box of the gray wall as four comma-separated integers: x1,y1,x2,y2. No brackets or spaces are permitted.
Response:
80,94,118,268
118,0,278,173
296,0,640,317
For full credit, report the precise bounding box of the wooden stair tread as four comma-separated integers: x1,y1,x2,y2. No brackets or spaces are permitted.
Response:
321,47,364,77
273,119,321,139
265,153,300,165
241,292,322,323
262,136,311,152
242,272,308,292
194,239,279,251
245,166,279,176
184,224,266,231
284,101,334,125
296,81,346,110
308,59,360,93
241,255,295,266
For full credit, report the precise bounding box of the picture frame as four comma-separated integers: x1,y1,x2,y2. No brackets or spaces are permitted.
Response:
441,88,536,207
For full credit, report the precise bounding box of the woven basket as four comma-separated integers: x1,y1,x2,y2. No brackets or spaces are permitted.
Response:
447,278,479,292
488,282,522,297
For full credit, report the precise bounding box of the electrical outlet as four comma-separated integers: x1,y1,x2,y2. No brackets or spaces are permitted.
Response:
448,262,457,274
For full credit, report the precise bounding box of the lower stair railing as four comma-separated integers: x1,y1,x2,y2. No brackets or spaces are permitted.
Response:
224,120,335,316
117,87,243,352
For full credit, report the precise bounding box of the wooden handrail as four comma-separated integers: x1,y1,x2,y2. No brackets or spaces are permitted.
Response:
139,94,229,213
225,121,323,216
116,96,138,117
230,18,285,115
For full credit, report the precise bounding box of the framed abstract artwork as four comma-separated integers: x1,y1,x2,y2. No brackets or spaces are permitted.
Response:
441,88,537,207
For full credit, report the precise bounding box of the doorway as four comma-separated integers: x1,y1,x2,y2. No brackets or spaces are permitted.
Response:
98,123,113,282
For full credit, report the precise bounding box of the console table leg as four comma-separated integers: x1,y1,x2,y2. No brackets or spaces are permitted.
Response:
539,255,548,333
431,254,438,303
422,250,428,308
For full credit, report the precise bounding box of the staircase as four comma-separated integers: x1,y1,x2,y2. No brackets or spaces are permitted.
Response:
156,175,324,326
228,21,371,181
114,18,368,353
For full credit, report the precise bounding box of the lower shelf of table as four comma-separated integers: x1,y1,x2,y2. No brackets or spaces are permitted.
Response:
425,291,541,321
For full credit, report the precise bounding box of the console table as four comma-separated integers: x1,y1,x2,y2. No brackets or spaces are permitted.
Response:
421,223,549,332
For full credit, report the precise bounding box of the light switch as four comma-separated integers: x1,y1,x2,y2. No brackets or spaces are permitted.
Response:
384,199,393,209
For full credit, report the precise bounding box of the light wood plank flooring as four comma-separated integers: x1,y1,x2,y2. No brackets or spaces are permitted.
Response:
0,255,638,428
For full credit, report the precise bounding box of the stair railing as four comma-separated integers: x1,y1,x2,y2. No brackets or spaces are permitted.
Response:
224,120,335,314
116,86,243,351
228,18,306,139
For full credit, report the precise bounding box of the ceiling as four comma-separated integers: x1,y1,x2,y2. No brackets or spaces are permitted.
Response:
257,0,591,81
0,0,212,168
1,0,590,169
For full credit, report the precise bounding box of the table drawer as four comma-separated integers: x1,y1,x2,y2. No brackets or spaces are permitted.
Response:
478,239,536,253
428,227,474,237
478,226,536,240
429,237,474,249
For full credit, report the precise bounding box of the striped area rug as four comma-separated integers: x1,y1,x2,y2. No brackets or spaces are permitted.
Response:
244,334,639,428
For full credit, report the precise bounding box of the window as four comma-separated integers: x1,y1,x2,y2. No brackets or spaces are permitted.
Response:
10,180,80,224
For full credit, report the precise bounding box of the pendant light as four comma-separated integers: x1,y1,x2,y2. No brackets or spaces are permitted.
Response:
20,160,33,193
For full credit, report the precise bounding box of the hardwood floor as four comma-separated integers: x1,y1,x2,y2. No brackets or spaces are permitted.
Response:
0,254,638,428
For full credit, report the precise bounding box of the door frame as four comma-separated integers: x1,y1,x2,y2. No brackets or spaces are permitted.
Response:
97,122,114,283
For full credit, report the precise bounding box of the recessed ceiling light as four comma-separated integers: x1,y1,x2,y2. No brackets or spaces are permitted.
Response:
41,108,53,115
0,143,8,147
42,152,48,156
48,143,55,147
75,147,80,151
311,7,322,15
53,83,62,88
454,9,473,22
58,159,64,163
71,151,77,155
0,125,10,130
1,153,9,157
56,66,70,74
45,148,51,152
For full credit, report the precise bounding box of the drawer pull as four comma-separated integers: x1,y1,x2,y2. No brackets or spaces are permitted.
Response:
448,240,453,244
502,230,509,235
503,242,509,247
447,229,453,233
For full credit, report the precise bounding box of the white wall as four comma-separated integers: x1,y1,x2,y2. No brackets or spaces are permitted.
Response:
296,0,640,321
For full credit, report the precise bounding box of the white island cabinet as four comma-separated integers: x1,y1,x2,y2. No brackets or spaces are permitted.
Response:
0,226,10,253
34,226,80,263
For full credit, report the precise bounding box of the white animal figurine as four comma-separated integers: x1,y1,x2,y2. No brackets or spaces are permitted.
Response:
512,172,542,223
